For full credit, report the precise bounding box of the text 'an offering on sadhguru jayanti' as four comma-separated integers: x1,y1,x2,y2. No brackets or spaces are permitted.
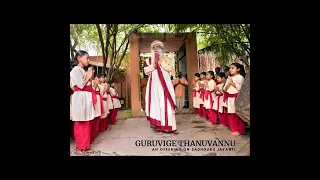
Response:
135,140,236,152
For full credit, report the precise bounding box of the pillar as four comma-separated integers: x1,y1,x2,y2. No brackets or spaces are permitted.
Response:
185,33,198,111
129,33,142,117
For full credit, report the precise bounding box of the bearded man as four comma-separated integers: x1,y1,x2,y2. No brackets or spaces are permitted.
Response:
143,40,178,135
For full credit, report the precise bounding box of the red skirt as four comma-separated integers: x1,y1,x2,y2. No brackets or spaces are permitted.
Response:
73,121,91,150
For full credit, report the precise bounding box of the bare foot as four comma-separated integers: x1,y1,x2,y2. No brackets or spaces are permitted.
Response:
232,131,240,136
157,131,163,135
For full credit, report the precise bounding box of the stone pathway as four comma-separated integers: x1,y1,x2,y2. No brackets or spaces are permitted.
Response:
70,113,250,156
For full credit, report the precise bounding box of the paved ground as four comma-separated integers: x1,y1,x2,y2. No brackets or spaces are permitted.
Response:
70,111,250,156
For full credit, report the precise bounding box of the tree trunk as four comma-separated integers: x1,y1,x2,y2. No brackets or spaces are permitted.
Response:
70,47,75,60
235,68,250,125
70,39,78,60
105,24,111,79
229,24,250,57
96,24,108,76
109,24,118,80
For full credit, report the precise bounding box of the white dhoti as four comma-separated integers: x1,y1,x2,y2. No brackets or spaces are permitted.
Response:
70,101,72,120
144,57,177,132
94,94,102,117
71,91,95,121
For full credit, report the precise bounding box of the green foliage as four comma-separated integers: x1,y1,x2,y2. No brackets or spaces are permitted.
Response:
139,24,250,66
122,109,132,119
70,24,99,52
70,24,250,73
70,24,144,80
167,24,250,66
138,24,164,34
122,51,130,65
118,68,127,76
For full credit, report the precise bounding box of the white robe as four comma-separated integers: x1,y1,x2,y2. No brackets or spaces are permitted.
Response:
223,74,244,113
70,66,95,121
144,55,177,131
212,82,225,113
100,83,110,119
193,81,200,109
198,80,205,104
93,81,102,117
109,87,122,109
70,79,73,120
106,89,114,110
203,79,216,109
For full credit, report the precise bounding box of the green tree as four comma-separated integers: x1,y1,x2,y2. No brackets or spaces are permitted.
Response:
71,24,250,77
70,24,99,60
96,24,145,80
70,24,85,60
166,24,250,66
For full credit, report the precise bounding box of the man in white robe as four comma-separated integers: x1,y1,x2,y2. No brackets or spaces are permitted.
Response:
144,40,178,135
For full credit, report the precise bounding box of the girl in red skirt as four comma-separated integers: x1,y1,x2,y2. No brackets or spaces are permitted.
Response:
91,74,104,141
108,80,121,125
70,50,96,155
223,63,246,136
99,74,110,132
203,71,216,123
70,78,75,139
198,72,206,118
212,72,227,126
192,73,201,118
84,65,100,144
